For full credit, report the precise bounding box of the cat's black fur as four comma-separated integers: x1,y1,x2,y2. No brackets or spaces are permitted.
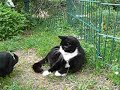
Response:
0,52,18,77
32,36,86,75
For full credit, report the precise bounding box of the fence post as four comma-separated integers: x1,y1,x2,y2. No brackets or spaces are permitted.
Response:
66,0,73,26
24,0,29,13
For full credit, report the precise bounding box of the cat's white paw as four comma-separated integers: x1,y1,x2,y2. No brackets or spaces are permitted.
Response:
55,71,66,76
42,70,51,76
61,73,67,76
55,71,61,76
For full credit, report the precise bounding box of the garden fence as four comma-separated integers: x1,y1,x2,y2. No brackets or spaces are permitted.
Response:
67,0,120,68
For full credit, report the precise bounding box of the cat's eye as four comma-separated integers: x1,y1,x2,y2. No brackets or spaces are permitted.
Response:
65,42,71,47
64,42,69,46
67,42,69,45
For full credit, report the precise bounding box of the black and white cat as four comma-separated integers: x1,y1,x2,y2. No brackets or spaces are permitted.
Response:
32,36,86,76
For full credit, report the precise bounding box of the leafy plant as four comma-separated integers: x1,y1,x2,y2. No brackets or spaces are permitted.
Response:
0,3,27,40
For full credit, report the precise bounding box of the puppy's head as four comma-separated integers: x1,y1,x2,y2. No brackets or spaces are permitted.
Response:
0,52,19,77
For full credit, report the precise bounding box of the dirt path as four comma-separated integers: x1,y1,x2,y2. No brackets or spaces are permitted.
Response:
11,49,119,90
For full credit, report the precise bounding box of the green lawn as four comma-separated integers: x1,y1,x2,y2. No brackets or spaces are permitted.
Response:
0,20,119,90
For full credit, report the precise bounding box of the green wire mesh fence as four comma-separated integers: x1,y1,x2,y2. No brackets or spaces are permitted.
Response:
67,0,120,68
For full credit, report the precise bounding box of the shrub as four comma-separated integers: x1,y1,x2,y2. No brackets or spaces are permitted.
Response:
0,3,27,40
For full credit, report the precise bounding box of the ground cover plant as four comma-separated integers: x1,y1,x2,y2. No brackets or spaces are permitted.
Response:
0,3,27,40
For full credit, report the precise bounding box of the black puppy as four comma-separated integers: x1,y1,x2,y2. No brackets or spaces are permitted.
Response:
0,52,18,77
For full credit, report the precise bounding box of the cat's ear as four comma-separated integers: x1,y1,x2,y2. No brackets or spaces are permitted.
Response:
58,36,66,40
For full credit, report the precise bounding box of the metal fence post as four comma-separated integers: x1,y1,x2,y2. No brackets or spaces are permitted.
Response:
24,0,29,13
66,0,74,26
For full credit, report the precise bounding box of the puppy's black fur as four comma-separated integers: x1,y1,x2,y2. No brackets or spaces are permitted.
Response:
0,52,18,77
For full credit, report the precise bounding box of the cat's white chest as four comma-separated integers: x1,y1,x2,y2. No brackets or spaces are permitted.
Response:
59,46,78,67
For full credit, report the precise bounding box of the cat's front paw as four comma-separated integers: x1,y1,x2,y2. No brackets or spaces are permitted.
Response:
55,71,66,76
42,70,51,76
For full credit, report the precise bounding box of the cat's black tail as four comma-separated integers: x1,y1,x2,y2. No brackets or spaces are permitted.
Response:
32,58,46,73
